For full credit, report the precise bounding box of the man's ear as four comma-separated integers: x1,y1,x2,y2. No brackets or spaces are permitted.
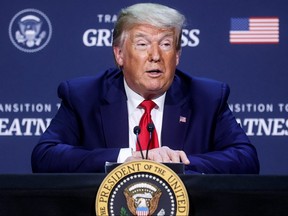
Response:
113,46,123,67
176,50,180,66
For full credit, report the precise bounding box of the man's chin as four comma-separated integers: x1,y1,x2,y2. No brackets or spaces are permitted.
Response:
141,88,166,100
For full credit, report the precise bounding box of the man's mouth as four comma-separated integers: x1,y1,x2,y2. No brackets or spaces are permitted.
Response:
146,69,162,73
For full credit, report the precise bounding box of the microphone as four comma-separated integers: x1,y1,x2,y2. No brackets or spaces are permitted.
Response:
133,126,144,159
145,122,155,159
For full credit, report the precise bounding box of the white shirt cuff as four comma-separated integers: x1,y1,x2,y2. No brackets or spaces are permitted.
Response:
117,148,133,163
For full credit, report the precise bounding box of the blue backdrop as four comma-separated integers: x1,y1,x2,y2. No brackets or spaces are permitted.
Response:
0,0,287,174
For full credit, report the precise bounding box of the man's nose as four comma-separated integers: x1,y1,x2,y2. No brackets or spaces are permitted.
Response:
148,43,160,62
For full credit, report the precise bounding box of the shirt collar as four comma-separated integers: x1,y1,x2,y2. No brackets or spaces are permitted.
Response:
124,78,166,114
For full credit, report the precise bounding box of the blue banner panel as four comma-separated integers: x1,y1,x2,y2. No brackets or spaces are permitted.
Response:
0,0,287,174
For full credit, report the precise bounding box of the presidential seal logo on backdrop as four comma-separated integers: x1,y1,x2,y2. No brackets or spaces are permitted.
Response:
8,8,52,53
96,160,189,216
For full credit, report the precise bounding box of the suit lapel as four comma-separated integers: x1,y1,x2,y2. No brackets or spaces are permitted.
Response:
100,72,129,148
161,74,192,150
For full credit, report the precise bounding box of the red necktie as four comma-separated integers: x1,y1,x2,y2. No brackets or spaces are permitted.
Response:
137,100,159,151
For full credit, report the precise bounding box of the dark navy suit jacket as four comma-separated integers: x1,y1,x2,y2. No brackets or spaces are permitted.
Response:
31,68,259,174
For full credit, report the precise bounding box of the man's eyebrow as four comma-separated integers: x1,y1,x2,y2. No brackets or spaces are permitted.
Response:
133,32,149,39
133,31,175,40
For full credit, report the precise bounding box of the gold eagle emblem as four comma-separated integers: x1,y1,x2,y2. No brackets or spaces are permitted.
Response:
124,182,162,216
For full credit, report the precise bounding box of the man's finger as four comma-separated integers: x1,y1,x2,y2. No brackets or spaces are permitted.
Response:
178,150,190,164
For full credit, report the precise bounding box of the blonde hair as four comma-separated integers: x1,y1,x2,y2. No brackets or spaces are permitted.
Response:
112,3,185,51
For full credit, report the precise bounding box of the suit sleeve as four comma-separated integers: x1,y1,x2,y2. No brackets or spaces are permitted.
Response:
185,83,260,174
31,81,120,173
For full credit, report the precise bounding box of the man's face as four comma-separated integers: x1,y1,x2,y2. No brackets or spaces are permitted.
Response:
113,24,180,99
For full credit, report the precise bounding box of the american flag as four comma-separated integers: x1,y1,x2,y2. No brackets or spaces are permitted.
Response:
229,17,279,44
179,116,187,123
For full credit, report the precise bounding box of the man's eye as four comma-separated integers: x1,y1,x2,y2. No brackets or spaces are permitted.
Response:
138,43,147,47
160,42,172,50
134,42,149,50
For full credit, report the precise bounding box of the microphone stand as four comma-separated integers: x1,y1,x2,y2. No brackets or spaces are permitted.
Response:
146,123,154,159
133,126,144,159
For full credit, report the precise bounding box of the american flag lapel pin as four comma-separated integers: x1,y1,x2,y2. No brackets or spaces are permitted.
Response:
179,116,187,123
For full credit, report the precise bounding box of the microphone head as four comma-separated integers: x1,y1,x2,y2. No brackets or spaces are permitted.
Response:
133,126,141,135
147,123,155,132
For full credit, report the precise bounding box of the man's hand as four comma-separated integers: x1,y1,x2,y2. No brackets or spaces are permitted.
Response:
125,146,190,164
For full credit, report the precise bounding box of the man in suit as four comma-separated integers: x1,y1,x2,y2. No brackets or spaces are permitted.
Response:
31,3,259,174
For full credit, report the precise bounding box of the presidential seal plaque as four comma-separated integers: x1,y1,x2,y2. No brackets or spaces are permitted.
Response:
96,160,189,216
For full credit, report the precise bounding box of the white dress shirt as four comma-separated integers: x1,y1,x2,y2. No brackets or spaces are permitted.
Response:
117,79,166,162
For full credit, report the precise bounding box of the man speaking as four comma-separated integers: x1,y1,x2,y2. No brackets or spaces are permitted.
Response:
31,3,259,174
